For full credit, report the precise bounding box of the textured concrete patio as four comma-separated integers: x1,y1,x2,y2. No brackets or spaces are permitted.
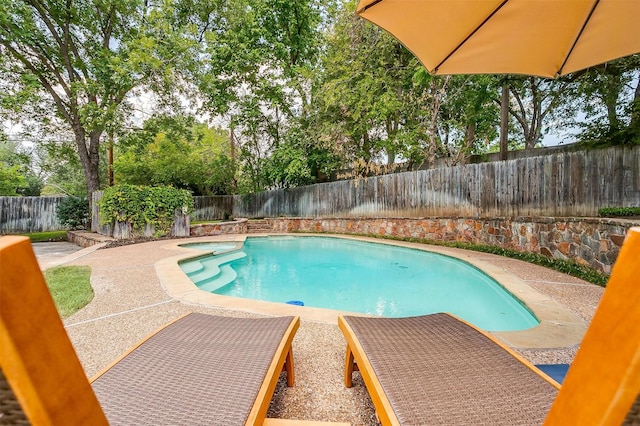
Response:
35,235,605,425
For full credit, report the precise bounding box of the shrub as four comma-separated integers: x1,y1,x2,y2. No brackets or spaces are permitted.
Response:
56,196,89,229
99,184,193,236
598,206,640,217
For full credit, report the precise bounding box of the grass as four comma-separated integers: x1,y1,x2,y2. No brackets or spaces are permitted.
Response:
24,231,68,242
190,220,222,225
43,265,94,318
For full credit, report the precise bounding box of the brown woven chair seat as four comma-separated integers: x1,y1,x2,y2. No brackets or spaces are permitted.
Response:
92,314,297,425
340,314,557,425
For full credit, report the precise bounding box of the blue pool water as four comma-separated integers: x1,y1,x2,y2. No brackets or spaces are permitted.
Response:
180,236,539,331
181,242,239,253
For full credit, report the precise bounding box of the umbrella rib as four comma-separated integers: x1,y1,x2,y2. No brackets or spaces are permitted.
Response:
358,0,383,14
433,0,509,74
556,0,600,77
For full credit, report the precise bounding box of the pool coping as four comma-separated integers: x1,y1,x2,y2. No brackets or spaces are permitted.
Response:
155,233,588,349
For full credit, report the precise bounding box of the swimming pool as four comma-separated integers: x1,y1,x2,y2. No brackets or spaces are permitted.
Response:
179,236,539,331
181,241,239,253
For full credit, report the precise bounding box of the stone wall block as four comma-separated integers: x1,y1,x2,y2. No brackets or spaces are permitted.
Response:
599,239,609,252
554,231,563,242
590,259,606,273
610,234,627,247
587,237,602,254
580,246,594,262
553,249,568,260
557,241,570,255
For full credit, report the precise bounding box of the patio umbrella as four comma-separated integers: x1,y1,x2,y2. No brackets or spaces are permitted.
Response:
355,0,640,78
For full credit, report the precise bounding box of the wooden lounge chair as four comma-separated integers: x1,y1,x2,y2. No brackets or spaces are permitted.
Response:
0,235,300,425
340,226,640,425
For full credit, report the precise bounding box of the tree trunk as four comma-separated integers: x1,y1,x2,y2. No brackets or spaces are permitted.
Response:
463,121,476,164
524,78,541,149
631,78,640,132
604,73,622,132
108,132,114,186
606,101,620,131
74,127,102,228
500,83,509,161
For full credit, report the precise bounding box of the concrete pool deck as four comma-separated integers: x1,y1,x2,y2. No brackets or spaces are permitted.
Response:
35,234,605,424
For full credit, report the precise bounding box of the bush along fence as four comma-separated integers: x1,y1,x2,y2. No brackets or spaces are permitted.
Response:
92,185,193,239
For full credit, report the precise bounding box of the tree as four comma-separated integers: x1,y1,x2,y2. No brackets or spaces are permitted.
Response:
0,137,44,195
436,74,499,163
573,55,640,144
38,139,92,196
311,1,499,173
193,0,325,192
0,161,24,196
507,76,576,149
260,124,341,189
0,0,199,202
311,2,424,169
115,115,236,195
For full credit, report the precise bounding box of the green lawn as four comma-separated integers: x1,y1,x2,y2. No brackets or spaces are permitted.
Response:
25,231,69,242
43,266,94,318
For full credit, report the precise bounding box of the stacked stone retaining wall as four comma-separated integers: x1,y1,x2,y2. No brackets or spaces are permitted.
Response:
190,218,248,236
67,231,115,248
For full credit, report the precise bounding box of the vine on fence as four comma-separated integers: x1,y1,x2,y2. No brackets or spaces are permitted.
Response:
100,185,193,236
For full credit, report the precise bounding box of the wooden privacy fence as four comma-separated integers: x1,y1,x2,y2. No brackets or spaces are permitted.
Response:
232,146,640,219
192,196,234,222
0,196,65,233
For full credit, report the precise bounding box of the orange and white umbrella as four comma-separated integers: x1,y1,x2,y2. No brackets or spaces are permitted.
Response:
356,0,640,78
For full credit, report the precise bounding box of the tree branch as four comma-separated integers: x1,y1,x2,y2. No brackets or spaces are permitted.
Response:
509,86,530,134
1,41,73,124
102,4,116,49
30,0,92,83
26,0,79,83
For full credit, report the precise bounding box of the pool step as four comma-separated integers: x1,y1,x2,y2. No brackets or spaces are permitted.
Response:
247,219,273,233
184,251,246,288
180,261,205,275
197,264,238,292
